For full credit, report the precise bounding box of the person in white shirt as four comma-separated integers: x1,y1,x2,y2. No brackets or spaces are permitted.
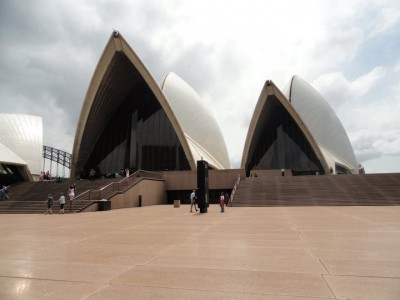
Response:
190,190,198,212
59,193,66,214
68,185,75,202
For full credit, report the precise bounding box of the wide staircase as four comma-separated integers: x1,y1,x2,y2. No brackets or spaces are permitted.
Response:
232,173,400,206
0,178,117,214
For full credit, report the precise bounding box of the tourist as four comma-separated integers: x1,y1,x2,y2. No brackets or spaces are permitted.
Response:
59,193,66,214
44,194,54,215
89,168,96,181
68,184,75,202
0,184,10,200
190,189,198,212
219,192,225,213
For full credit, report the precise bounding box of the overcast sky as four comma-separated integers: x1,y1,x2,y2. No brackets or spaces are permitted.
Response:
1,0,399,174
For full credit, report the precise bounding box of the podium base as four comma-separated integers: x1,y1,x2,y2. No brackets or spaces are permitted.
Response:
199,207,208,213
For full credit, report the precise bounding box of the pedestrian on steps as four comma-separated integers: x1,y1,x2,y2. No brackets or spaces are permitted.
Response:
59,193,66,214
45,194,54,215
68,185,75,202
0,184,10,200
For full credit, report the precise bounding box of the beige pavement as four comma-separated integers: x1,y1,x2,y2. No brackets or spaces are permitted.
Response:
0,205,399,299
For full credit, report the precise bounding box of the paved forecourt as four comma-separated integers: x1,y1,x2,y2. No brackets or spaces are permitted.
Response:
0,205,399,299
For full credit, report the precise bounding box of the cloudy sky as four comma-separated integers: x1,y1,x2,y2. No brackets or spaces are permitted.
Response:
1,0,399,174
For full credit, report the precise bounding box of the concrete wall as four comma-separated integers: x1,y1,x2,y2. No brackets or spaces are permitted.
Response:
208,169,245,189
161,169,245,190
110,179,166,209
91,169,244,211
81,202,99,212
161,171,195,190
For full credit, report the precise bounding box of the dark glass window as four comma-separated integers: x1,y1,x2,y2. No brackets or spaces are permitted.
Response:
246,98,324,176
0,164,24,185
85,83,190,176
335,164,351,174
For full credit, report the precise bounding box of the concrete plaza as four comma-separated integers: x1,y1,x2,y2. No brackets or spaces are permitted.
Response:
0,205,399,299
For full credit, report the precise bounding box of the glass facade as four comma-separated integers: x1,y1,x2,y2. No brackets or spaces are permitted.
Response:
335,164,352,175
85,82,190,177
246,98,324,176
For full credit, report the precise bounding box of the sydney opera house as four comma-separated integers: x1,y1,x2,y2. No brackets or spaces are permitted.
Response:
71,31,230,178
241,76,358,176
71,31,358,179
0,31,359,185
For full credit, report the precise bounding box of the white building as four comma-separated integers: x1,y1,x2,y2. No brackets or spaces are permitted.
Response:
0,114,43,181
71,32,230,178
242,77,358,175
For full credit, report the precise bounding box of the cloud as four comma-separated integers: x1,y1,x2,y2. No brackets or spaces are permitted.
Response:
351,128,400,163
312,62,400,172
367,1,400,37
0,0,399,174
312,66,386,109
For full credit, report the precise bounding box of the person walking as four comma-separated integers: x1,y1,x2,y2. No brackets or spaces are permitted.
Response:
0,184,10,200
219,192,225,213
68,185,75,201
45,194,54,215
59,193,66,214
68,184,76,213
190,189,198,212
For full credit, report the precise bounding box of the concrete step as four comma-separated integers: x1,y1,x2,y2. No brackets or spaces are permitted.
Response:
232,173,400,207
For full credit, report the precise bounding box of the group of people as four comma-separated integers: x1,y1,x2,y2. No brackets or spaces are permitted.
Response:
39,171,52,182
189,190,228,213
44,183,76,215
104,168,132,179
84,167,133,180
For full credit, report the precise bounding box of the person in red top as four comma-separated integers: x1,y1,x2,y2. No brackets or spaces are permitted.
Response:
219,192,225,213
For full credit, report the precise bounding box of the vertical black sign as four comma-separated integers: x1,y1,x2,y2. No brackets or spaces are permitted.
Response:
197,160,209,213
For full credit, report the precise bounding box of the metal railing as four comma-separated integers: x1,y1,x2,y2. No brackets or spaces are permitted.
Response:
69,170,163,212
229,174,241,207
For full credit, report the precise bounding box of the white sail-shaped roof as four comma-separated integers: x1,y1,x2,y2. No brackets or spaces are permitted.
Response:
0,114,43,180
72,32,230,175
241,80,327,173
285,76,358,173
161,73,231,169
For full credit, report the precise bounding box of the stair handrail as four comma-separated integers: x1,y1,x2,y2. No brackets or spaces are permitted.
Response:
69,190,90,212
100,169,162,193
70,169,164,212
229,174,241,207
